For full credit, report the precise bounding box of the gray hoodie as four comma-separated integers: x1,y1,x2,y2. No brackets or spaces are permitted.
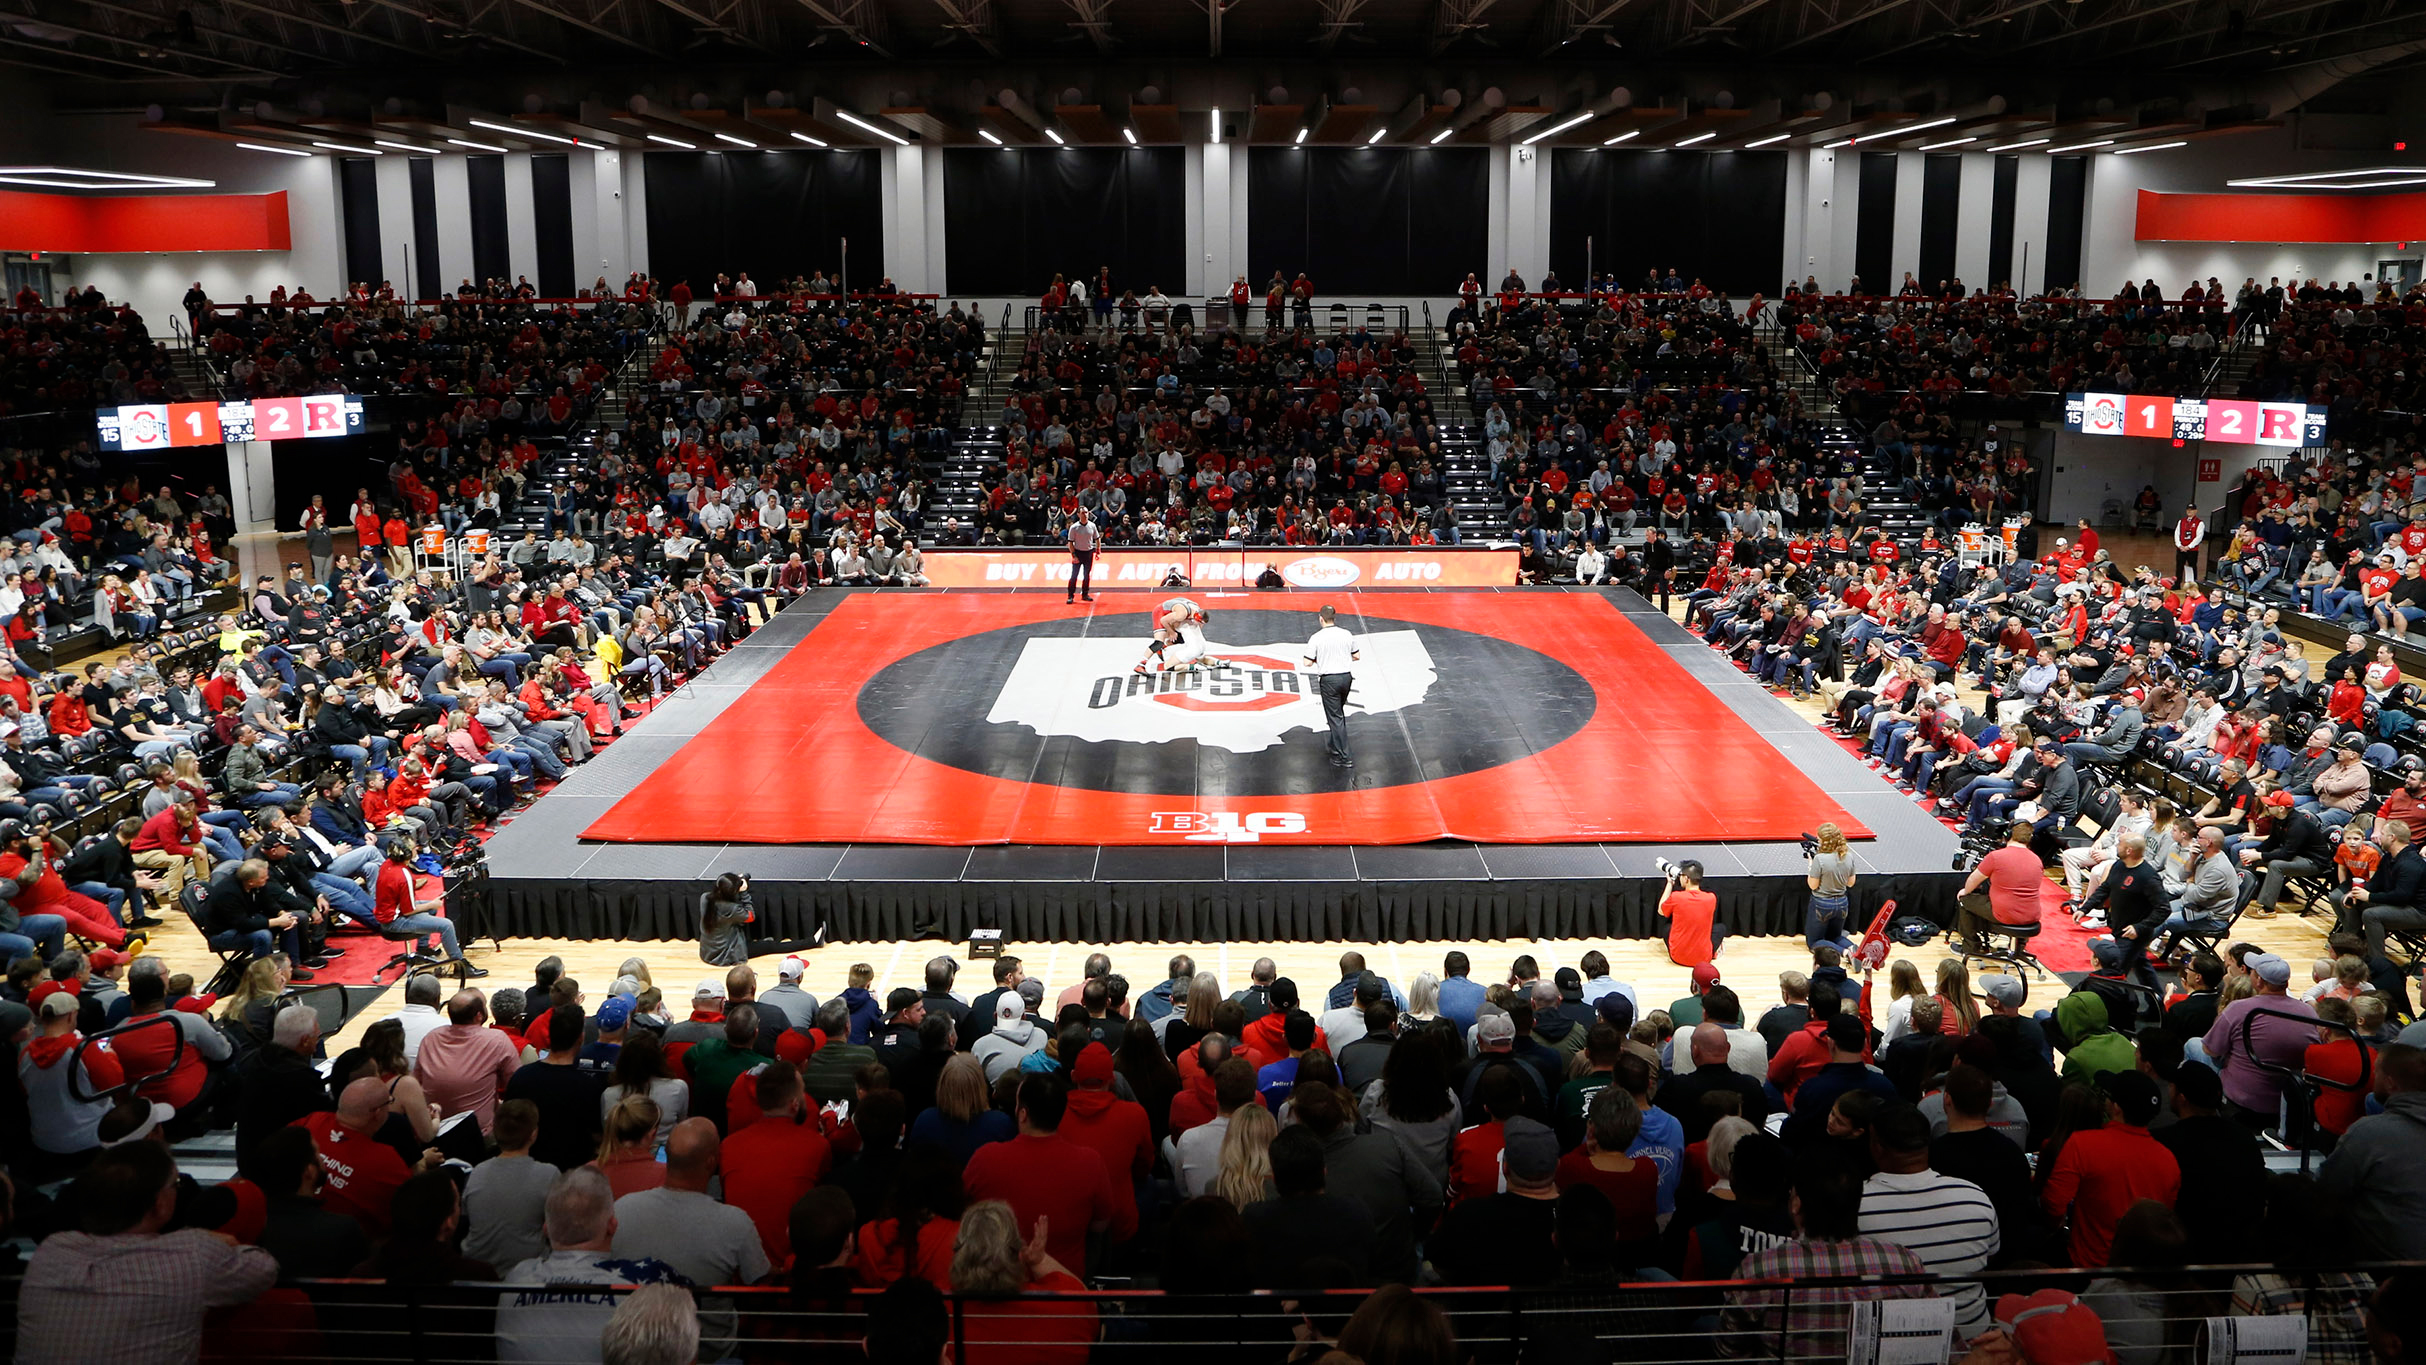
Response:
972,1016,1045,1085
2317,1089,2426,1260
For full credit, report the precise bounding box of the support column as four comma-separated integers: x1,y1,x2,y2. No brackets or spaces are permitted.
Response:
225,442,275,535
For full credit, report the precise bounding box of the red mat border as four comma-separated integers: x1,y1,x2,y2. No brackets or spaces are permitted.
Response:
580,591,1872,847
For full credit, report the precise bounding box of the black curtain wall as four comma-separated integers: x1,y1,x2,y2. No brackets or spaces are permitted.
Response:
465,155,510,286
2044,156,2090,293
1918,154,1961,290
337,157,382,290
407,158,441,302
645,150,884,293
942,147,1184,297
1246,147,1488,295
529,153,576,298
1855,152,1898,294
1987,155,2020,292
1547,150,1788,295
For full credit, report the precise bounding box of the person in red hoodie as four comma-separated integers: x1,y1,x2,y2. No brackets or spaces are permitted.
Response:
962,1072,1132,1275
1238,977,1326,1071
2038,1069,2179,1267
1057,1043,1150,1237
718,1059,832,1268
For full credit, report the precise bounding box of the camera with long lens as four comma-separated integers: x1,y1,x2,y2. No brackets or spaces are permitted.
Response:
1654,856,1679,880
1798,831,1819,858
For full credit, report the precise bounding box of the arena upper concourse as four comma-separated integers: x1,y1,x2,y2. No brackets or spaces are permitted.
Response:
6,5,2426,1362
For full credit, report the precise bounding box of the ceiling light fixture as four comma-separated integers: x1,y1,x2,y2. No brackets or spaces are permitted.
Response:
834,110,909,146
311,140,379,156
1430,128,1454,145
1986,138,2049,151
1744,132,1791,148
0,165,217,186
1919,136,1978,151
1210,108,1220,144
1823,138,1853,149
2045,138,2114,153
1880,116,1957,139
1521,111,1594,145
468,118,576,146
978,129,1002,146
789,132,827,147
2112,141,2186,156
714,133,757,148
445,138,509,153
1122,127,1137,145
1294,127,1308,144
237,142,311,157
1603,129,1640,146
1366,126,1385,144
1044,128,1066,146
373,139,443,155
1674,131,1715,147
2225,166,2426,187
646,134,695,149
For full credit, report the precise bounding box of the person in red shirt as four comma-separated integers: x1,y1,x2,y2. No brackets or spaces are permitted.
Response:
1956,821,2046,951
372,841,476,972
961,1074,1132,1275
2303,997,2372,1138
1237,978,1327,1071
718,1060,832,1268
1656,861,1720,967
2038,1069,2180,1266
1,825,131,948
1055,1044,1150,1236
298,1075,443,1235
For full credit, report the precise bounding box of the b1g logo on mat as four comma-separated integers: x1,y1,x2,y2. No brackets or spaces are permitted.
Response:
986,632,1438,753
1148,810,1308,842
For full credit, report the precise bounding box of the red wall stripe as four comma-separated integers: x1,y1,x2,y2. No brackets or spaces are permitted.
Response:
0,189,291,253
2136,188,2426,245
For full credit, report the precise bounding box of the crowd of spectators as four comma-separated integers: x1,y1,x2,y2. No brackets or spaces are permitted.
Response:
11,935,2425,1363
955,303,1463,550
0,294,187,421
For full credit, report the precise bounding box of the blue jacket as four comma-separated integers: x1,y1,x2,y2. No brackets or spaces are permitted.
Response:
840,986,882,1045
1437,975,1485,1034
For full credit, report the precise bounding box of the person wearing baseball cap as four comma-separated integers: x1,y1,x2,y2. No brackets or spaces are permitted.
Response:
1426,1115,1562,1284
1667,962,1723,1028
2200,950,2318,1125
21,979,124,1157
2039,1069,2179,1266
1455,1012,1549,1118
757,955,820,1034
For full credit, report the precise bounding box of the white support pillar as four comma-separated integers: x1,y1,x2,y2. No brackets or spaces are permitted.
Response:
504,151,538,286
225,442,275,535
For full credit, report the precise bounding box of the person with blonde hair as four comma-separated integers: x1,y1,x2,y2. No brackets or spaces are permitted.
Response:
1404,970,1443,1027
1875,960,1930,1047
1933,958,1981,1036
1212,1100,1278,1212
1805,822,1857,951
591,1092,667,1198
947,1201,1096,1363
909,1053,1015,1165
600,1282,699,1365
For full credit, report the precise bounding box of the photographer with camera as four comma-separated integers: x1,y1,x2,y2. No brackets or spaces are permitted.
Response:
1804,823,1857,952
699,872,755,967
1656,858,1722,968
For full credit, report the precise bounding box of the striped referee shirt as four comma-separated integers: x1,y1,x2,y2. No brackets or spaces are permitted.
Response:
1859,1169,2002,1338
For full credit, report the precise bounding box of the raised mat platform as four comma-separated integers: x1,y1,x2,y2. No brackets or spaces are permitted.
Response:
477,586,1964,945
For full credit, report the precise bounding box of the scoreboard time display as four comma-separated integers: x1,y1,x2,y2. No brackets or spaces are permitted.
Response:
96,396,365,452
2063,393,2324,448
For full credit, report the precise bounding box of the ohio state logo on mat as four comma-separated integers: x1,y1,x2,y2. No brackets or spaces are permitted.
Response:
856,609,1594,797
985,632,1439,751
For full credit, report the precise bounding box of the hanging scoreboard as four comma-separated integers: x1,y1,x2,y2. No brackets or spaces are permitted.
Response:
96,395,364,452
2063,392,2324,448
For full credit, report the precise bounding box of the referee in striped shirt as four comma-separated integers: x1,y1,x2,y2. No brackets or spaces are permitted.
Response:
1858,1102,2002,1339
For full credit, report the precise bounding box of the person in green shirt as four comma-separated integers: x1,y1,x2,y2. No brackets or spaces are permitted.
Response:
2054,989,2135,1086
682,1002,773,1129
1554,1024,1623,1151
1668,962,1723,1027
